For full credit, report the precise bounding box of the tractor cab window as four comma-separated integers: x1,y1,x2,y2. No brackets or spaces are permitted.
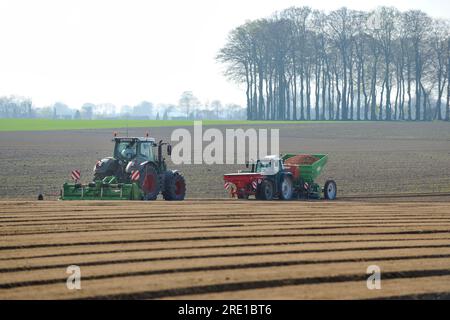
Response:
255,160,272,173
139,142,154,161
115,141,137,160
274,160,279,171
255,159,279,175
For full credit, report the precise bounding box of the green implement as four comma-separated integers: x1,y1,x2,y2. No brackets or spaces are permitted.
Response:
61,176,143,200
282,153,328,183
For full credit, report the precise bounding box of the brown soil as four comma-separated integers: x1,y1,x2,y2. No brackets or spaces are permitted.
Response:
1,199,450,300
1,122,450,199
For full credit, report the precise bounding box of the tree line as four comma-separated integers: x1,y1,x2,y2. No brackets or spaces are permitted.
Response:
0,93,246,120
217,6,450,121
0,96,32,118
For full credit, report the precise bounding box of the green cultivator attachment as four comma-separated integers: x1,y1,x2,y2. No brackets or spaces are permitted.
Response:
61,176,143,200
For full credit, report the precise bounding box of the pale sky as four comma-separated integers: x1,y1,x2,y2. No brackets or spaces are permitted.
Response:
0,0,448,109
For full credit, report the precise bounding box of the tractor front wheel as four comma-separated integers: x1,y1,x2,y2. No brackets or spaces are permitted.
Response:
139,165,160,200
258,180,274,200
162,172,186,201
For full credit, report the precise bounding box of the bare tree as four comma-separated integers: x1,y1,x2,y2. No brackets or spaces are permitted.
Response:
178,91,200,119
430,20,449,120
217,6,450,122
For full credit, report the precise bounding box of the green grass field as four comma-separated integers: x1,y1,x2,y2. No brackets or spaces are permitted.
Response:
0,118,345,131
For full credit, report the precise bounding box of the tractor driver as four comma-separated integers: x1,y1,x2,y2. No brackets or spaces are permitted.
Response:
121,143,136,160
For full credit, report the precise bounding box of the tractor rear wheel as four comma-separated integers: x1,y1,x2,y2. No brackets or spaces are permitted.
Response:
162,172,186,201
139,165,160,200
279,176,293,200
259,179,274,200
324,180,337,200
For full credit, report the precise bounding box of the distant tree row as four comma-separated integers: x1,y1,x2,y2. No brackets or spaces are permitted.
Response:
0,96,32,118
176,91,245,120
218,6,450,121
0,93,246,120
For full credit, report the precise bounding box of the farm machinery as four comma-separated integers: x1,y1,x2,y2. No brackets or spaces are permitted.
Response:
223,154,336,200
60,135,186,201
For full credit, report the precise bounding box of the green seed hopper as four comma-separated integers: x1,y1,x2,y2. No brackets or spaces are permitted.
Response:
282,153,336,199
282,153,328,183
61,176,143,200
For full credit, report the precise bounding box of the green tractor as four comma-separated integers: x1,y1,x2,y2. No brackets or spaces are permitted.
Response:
61,135,186,201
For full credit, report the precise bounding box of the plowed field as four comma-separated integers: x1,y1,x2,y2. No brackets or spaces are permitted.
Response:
1,199,450,299
1,122,450,199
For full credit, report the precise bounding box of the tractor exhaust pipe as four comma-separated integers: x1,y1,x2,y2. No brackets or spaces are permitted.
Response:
157,140,172,164
158,140,163,164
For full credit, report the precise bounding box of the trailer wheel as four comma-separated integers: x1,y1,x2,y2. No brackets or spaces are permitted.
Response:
140,165,160,200
324,180,337,200
162,172,186,201
279,176,293,200
259,180,274,200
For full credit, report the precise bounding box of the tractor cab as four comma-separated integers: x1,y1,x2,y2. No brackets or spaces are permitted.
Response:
253,155,282,175
93,135,174,184
113,137,157,163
